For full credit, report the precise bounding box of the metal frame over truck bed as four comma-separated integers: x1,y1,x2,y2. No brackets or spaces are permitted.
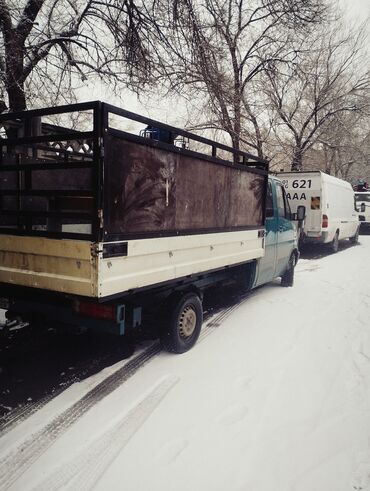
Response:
0,101,268,301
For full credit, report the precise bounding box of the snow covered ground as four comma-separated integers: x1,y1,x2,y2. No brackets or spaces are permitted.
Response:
1,237,370,491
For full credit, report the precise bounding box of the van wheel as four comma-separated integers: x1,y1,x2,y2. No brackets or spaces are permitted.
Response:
330,231,339,253
160,293,203,354
281,254,296,287
350,227,359,244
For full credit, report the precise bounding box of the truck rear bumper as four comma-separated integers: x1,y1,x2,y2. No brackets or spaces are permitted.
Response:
0,290,141,336
302,232,325,244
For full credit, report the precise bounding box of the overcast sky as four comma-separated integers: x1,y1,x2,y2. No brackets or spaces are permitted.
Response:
340,0,370,22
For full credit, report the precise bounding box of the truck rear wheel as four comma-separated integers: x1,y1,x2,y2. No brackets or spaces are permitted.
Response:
281,253,296,287
161,293,203,354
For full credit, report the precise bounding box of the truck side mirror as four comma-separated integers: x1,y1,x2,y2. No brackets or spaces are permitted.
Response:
296,205,306,221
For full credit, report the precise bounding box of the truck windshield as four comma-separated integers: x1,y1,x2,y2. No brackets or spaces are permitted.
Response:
355,193,370,202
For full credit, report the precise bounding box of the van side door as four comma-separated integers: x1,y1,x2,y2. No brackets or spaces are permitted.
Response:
275,182,295,276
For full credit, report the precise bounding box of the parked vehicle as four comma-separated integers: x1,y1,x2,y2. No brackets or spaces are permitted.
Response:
353,179,369,192
355,191,370,232
0,102,302,353
278,171,359,252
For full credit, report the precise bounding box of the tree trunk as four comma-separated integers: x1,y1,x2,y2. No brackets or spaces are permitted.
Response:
243,99,265,159
251,117,264,160
4,30,27,112
7,81,26,112
231,133,240,164
291,145,303,171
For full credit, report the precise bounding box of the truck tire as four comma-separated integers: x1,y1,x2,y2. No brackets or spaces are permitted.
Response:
236,261,256,293
330,231,339,253
281,253,295,287
161,293,203,354
298,232,305,251
350,227,359,244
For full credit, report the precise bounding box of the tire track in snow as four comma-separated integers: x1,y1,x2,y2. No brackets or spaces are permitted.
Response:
0,342,161,490
0,387,69,437
32,375,179,491
1,292,250,438
199,290,254,343
0,293,253,489
1,292,250,437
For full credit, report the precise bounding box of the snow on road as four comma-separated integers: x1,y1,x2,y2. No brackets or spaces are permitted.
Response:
1,237,370,491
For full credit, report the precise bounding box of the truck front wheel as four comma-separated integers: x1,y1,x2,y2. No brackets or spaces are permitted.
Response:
281,253,296,287
161,293,203,354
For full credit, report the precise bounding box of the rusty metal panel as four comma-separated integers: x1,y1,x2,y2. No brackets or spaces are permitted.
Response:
174,157,265,229
105,137,176,235
104,136,265,238
228,170,264,227
174,156,231,230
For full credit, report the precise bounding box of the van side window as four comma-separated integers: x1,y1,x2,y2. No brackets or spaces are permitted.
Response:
266,183,274,218
276,184,286,218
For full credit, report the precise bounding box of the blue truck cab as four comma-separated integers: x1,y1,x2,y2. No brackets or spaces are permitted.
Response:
254,176,301,288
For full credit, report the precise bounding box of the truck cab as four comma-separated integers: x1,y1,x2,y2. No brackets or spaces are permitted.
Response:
254,176,300,287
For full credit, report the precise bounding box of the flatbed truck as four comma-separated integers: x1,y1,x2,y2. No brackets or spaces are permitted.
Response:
0,102,302,353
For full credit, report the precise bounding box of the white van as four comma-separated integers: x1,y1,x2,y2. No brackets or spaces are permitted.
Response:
278,171,360,251
355,191,370,232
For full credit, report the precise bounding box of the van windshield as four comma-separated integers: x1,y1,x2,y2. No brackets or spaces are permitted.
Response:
355,193,370,203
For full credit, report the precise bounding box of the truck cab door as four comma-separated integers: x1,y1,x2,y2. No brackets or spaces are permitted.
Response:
254,181,278,286
275,183,295,276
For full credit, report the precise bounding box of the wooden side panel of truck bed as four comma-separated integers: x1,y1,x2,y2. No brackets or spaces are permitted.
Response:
0,236,97,296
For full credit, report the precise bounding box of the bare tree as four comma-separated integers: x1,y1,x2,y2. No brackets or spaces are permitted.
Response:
314,110,370,179
0,0,162,112
265,19,370,171
151,0,326,157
